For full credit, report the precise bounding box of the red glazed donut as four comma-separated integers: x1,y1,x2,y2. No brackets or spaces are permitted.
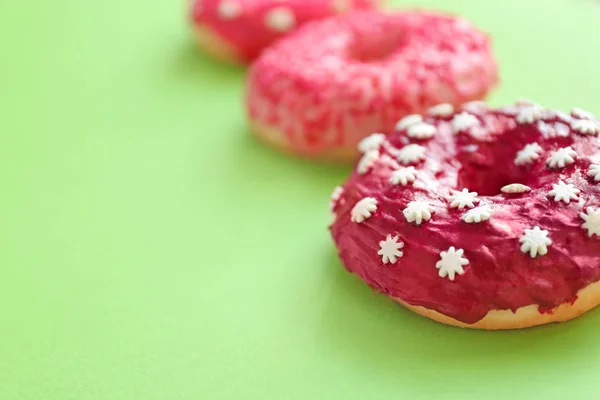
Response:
330,99,600,329
189,0,379,63
246,10,498,162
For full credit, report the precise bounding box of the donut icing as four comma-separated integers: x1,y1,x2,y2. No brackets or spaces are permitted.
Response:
190,0,379,62
247,10,498,158
330,101,600,324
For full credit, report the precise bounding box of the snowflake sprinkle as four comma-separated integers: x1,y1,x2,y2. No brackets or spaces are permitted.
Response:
571,107,595,120
516,105,544,124
501,184,531,194
449,189,480,209
581,207,600,237
588,164,600,181
395,144,427,165
548,180,580,204
395,114,422,131
546,146,577,169
217,0,242,19
428,103,454,117
390,166,419,186
451,112,479,133
555,111,573,123
403,201,433,225
357,133,385,153
436,247,468,281
265,7,296,32
407,123,437,139
516,97,538,106
329,186,343,213
571,119,600,136
351,197,377,223
520,226,552,258
540,109,564,122
514,143,543,166
461,101,486,113
461,205,493,223
378,235,405,264
357,149,379,174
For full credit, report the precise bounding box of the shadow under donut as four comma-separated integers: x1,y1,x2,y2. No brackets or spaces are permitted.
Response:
170,39,245,81
223,125,353,190
311,248,600,380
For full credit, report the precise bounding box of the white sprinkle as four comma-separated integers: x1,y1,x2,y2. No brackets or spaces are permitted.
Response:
329,186,343,213
548,180,580,204
572,107,595,120
515,98,539,107
516,105,544,124
395,114,422,131
555,123,571,137
546,146,578,169
357,133,385,153
451,112,479,133
428,103,454,117
515,143,543,166
588,164,600,181
572,119,600,136
540,109,559,121
538,121,570,138
217,0,241,19
357,149,379,174
389,166,418,186
395,144,426,165
501,184,531,194
265,6,296,32
449,188,479,209
555,111,573,123
462,205,493,223
461,101,486,113
581,207,600,237
520,226,552,258
498,105,520,116
351,197,377,223
436,247,468,281
537,121,553,136
378,235,405,264
407,123,436,139
403,201,433,225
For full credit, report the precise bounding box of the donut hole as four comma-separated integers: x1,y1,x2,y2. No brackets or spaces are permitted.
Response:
457,171,524,196
453,130,551,196
347,30,405,63
455,152,537,196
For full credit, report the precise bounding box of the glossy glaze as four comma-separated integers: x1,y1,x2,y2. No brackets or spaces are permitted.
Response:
331,102,600,324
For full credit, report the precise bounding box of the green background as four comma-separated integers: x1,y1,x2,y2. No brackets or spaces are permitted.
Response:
1,0,600,398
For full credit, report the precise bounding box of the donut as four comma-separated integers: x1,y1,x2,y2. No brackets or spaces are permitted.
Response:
246,10,498,162
329,99,600,329
189,0,379,63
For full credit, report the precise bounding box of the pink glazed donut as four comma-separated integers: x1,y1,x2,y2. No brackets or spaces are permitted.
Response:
246,10,498,162
330,100,600,329
189,0,379,63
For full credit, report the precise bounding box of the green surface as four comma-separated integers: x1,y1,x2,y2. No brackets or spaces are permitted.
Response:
2,0,600,398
